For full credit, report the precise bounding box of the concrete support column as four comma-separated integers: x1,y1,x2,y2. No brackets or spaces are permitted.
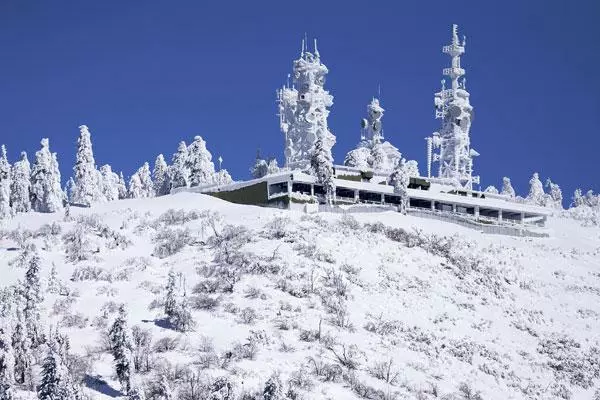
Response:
475,206,480,219
520,212,525,225
498,209,503,222
431,201,436,211
381,193,385,205
310,185,314,197
452,203,457,213
354,190,359,203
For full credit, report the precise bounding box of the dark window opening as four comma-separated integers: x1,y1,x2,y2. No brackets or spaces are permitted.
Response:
269,182,288,196
410,198,431,209
292,183,312,195
358,191,382,203
385,195,402,205
336,187,355,200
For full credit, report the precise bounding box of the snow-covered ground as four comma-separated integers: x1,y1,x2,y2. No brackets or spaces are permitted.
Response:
1,192,599,399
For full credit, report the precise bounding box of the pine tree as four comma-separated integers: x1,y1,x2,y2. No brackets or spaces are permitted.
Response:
484,185,499,194
11,311,31,386
71,125,104,206
169,141,189,189
128,174,143,199
117,172,128,200
23,252,44,347
153,154,170,196
263,375,284,400
546,179,563,209
37,334,79,400
370,143,387,171
267,159,279,175
109,306,132,392
164,270,177,318
128,385,145,400
169,291,194,333
572,188,585,208
187,136,216,187
100,164,120,202
30,139,63,213
0,146,11,220
10,152,31,214
0,326,14,385
404,160,420,178
526,172,545,206
214,169,232,186
250,157,268,179
501,177,516,198
47,265,59,294
129,163,153,199
310,138,335,205
389,159,410,214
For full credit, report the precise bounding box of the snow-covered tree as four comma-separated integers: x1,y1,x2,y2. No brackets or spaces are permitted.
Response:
71,125,104,206
263,375,284,400
153,154,170,196
572,188,585,208
12,311,31,386
169,291,194,333
214,169,232,186
389,159,410,214
526,172,545,206
117,172,128,200
404,160,420,178
370,143,387,171
9,152,31,214
310,138,335,205
37,334,80,400
128,385,145,400
0,146,11,220
129,163,153,199
30,139,63,213
250,157,268,179
164,270,177,319
484,185,499,194
267,159,280,175
546,178,563,209
501,177,516,198
100,165,120,202
23,252,44,347
155,374,173,400
186,136,215,187
109,306,132,392
344,147,371,170
169,141,189,189
0,326,14,386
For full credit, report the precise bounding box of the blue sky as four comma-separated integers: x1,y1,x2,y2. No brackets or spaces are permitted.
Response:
1,0,598,202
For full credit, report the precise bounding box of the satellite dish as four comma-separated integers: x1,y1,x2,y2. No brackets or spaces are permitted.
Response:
372,120,382,133
449,105,462,118
361,118,368,129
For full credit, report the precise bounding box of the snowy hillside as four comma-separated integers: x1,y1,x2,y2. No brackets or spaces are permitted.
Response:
1,192,600,400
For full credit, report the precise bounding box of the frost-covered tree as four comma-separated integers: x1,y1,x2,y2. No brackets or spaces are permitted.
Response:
214,169,232,186
117,172,128,200
71,125,104,206
169,291,194,332
344,147,371,170
169,141,189,189
389,159,410,214
0,381,13,400
129,163,153,199
109,306,132,392
310,138,335,205
526,172,545,206
23,252,44,347
128,385,145,400
153,154,170,196
404,160,420,178
267,159,280,175
263,375,284,400
100,165,120,202
30,139,63,213
12,312,31,386
250,157,268,179
164,270,177,319
155,374,173,400
546,179,563,209
0,326,14,386
0,146,11,220
186,136,216,187
572,188,585,208
370,143,387,172
501,177,516,198
10,152,31,214
484,185,499,194
37,334,80,400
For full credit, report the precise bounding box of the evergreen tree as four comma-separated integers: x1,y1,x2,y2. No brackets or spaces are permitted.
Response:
572,188,585,208
117,172,128,200
109,306,132,392
0,146,11,220
526,172,545,206
404,160,420,178
389,159,410,214
214,169,232,186
23,252,44,347
501,177,516,198
169,141,189,189
250,157,268,179
11,311,31,386
100,164,120,202
30,139,63,213
263,375,284,400
546,179,563,209
164,270,177,318
484,185,499,194
186,136,216,187
153,154,170,196
128,385,145,400
71,125,104,206
10,152,31,214
310,138,335,205
37,334,79,400
129,163,153,199
370,143,387,171
0,326,14,385
169,291,194,333
267,158,280,175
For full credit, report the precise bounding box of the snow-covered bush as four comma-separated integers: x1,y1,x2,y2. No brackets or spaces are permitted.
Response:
71,265,112,282
153,336,180,353
153,227,193,258
239,307,258,324
368,359,400,385
132,325,153,373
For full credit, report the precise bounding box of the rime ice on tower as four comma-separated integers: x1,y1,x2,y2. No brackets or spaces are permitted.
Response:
278,38,335,170
426,24,479,189
344,98,401,173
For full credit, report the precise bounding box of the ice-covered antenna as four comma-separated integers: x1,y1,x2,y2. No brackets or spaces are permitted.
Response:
286,73,291,88
218,156,223,170
377,84,381,98
314,38,319,57
300,36,305,57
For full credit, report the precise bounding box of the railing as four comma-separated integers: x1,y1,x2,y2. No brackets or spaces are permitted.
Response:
443,67,465,76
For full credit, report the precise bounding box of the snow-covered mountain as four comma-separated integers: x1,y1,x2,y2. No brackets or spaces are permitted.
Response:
1,192,599,400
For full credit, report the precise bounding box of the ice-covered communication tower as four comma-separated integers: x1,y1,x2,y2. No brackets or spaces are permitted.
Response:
426,24,479,189
277,38,335,170
361,98,385,143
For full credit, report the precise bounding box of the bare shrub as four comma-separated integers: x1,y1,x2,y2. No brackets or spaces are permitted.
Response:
71,265,112,282
61,312,89,329
307,356,343,382
288,367,314,391
244,286,262,299
190,294,221,311
153,336,180,353
132,325,153,373
369,359,400,386
197,351,219,370
457,382,483,400
328,344,361,370
153,227,193,258
239,307,258,324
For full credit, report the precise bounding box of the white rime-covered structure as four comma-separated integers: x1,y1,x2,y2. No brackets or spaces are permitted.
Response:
344,98,401,173
278,39,335,170
426,24,479,190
